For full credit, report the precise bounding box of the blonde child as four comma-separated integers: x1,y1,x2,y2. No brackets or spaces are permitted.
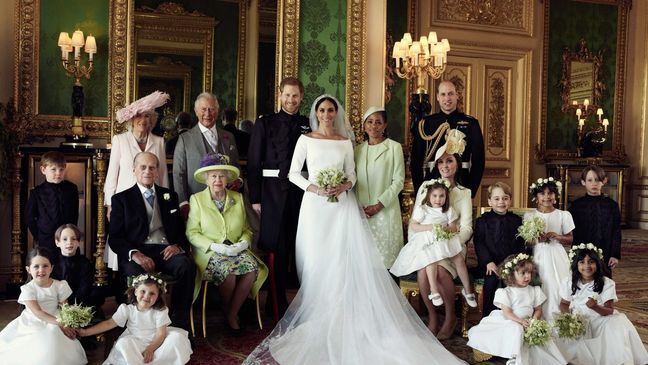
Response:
467,254,566,365
523,177,573,320
390,179,476,308
79,274,192,365
556,245,648,365
0,247,87,364
473,182,526,317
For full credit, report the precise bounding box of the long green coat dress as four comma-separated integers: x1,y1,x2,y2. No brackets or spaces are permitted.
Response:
354,138,405,268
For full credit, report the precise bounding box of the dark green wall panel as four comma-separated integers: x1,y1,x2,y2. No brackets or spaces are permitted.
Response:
385,0,408,143
39,0,109,117
547,0,617,150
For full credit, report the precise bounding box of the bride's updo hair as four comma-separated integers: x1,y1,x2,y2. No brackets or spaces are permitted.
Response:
314,96,338,112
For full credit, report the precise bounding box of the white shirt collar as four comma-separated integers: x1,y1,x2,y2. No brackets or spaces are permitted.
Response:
136,183,155,195
198,123,218,138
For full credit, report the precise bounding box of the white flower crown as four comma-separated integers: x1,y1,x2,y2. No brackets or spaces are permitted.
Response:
500,253,533,278
131,273,167,293
420,178,451,195
529,177,562,197
568,243,604,261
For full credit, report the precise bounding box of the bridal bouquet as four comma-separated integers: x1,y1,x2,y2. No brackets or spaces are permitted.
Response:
57,303,94,328
554,312,587,339
432,224,457,241
517,216,546,243
523,318,551,346
315,168,347,203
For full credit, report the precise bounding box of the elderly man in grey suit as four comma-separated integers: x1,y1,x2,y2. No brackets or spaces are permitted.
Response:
173,92,239,218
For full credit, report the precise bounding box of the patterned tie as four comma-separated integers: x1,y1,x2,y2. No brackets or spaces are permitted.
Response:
144,188,155,207
205,129,218,151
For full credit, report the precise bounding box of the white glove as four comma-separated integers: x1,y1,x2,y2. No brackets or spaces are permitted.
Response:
210,240,249,257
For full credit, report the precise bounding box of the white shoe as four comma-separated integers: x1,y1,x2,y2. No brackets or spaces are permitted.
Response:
462,288,478,308
505,357,517,365
428,292,444,306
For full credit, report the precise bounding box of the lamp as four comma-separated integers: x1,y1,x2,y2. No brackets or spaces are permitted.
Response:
573,99,608,157
58,29,96,148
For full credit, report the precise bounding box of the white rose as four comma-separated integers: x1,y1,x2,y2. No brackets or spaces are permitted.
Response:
537,178,543,183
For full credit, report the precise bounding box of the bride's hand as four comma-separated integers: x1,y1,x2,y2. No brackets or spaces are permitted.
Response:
330,181,351,197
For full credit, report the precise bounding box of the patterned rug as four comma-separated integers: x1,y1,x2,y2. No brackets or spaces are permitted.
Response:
1,230,646,364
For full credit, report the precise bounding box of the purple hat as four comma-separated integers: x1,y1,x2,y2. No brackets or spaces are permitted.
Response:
193,153,240,183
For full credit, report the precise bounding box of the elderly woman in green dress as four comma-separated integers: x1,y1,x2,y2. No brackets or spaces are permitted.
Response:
354,107,405,270
186,153,267,331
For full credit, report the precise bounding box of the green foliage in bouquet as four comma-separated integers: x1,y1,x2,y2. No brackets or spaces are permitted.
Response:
554,312,587,339
57,303,94,328
315,167,347,202
432,224,457,241
523,318,551,346
517,216,545,243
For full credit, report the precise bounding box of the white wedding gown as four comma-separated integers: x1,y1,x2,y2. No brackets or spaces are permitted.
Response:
244,136,465,364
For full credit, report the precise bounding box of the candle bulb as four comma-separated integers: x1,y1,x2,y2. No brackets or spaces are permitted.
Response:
583,99,589,110
579,119,585,131
597,108,603,121
603,118,609,132
576,108,582,117
572,100,578,105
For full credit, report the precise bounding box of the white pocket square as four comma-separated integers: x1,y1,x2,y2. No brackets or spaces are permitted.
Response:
170,209,178,213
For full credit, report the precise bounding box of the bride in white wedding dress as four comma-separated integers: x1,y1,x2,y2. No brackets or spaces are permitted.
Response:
243,95,465,365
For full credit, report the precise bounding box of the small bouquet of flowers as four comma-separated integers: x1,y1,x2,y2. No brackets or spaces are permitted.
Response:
432,224,457,241
523,318,551,346
315,168,347,203
57,303,94,328
517,216,546,243
554,312,587,339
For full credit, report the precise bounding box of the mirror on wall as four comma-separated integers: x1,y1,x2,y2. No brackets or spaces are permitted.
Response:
559,39,605,113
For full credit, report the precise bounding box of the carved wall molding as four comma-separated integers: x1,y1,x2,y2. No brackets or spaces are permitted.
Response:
237,1,248,118
345,0,367,142
485,67,511,160
14,0,122,140
443,63,471,113
275,0,301,106
432,0,534,36
483,167,510,178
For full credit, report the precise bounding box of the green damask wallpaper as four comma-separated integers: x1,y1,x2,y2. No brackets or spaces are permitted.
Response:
547,0,617,150
385,0,408,143
38,0,109,117
298,0,347,115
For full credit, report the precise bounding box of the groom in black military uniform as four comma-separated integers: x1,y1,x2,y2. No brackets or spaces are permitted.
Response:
411,80,485,197
248,77,311,317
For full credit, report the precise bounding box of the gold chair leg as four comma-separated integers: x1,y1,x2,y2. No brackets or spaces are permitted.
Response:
190,302,195,337
202,281,208,338
461,301,469,337
256,294,263,330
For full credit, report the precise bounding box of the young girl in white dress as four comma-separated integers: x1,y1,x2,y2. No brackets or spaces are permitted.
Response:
0,247,87,365
523,177,573,320
557,245,648,365
390,179,476,308
467,253,566,365
79,274,192,365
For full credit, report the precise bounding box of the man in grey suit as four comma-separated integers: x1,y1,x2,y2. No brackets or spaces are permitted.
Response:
173,92,239,218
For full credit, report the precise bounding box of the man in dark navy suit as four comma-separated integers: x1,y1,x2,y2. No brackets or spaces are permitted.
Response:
411,80,485,197
110,152,195,332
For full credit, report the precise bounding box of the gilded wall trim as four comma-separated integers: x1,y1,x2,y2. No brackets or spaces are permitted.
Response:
275,0,301,105
485,67,511,160
483,167,510,178
110,0,129,138
432,0,533,37
236,1,248,118
345,0,367,141
444,64,471,113
14,0,118,140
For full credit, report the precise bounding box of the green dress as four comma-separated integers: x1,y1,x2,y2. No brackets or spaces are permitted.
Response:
354,139,405,268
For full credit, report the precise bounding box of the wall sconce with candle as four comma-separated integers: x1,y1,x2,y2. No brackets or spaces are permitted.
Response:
573,99,608,157
58,29,97,148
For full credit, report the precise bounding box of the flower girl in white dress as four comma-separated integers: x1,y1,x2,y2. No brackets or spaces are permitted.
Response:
523,177,573,320
390,179,476,307
79,274,192,365
467,253,566,365
0,247,87,365
557,245,648,365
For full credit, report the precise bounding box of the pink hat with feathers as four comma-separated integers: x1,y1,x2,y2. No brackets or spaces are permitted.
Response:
116,91,170,124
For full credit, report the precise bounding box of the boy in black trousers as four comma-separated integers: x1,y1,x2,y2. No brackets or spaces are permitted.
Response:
473,182,526,317
25,151,79,250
